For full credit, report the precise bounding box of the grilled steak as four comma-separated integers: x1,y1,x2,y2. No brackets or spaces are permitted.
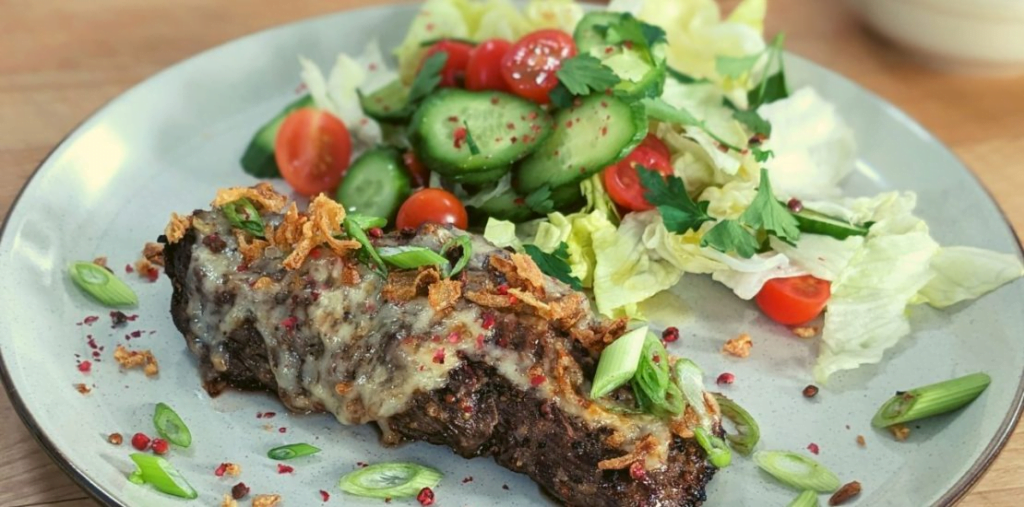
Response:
162,187,719,506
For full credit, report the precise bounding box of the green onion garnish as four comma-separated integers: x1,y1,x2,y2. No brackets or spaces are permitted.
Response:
871,372,991,428
346,214,388,231
127,470,145,485
632,333,683,416
128,453,198,499
441,235,473,279
338,462,442,499
153,402,192,448
377,246,449,270
590,326,648,399
344,217,387,275
674,358,712,429
713,393,760,456
694,427,732,469
69,261,138,308
787,490,820,507
221,197,265,238
268,443,321,460
753,450,840,493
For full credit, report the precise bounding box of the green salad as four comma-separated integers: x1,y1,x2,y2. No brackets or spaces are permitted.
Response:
239,0,1023,384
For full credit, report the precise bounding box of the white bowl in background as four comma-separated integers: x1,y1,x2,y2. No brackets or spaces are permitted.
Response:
844,0,1024,73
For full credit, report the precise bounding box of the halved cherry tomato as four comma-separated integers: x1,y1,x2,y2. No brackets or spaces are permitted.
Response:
466,39,513,92
422,40,474,88
602,135,674,212
402,151,430,188
275,108,352,196
396,188,468,230
755,275,831,325
501,29,577,104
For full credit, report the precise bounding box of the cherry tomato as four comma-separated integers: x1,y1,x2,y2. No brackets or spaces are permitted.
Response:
602,135,674,212
755,275,831,326
396,188,469,230
422,40,474,88
402,151,430,188
275,108,352,196
466,39,513,92
501,29,577,104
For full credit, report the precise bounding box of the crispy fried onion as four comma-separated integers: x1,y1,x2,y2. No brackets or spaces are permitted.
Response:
234,229,269,265
211,182,287,212
597,434,660,470
382,267,442,303
489,254,545,297
272,195,359,270
164,212,192,244
428,279,462,312
570,318,628,353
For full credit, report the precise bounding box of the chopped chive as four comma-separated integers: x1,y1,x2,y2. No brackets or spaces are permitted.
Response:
462,121,481,155
753,450,840,493
129,453,198,499
153,403,192,448
590,326,648,399
268,443,321,460
377,246,449,270
713,393,760,456
694,427,732,468
787,490,820,507
221,197,265,238
346,214,388,231
69,261,138,308
871,372,991,428
441,235,472,279
338,462,442,499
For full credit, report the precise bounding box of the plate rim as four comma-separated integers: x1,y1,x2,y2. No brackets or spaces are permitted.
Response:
1,4,1022,506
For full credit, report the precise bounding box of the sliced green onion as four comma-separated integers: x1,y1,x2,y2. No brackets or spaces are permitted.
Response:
129,453,198,499
633,333,683,416
268,443,321,460
69,261,138,308
344,217,387,276
441,235,473,279
694,427,732,469
590,326,648,399
713,393,760,456
127,470,145,485
338,462,442,499
221,197,265,238
753,450,840,493
787,490,820,507
674,358,712,429
378,246,449,270
346,214,387,231
153,403,192,448
871,372,991,428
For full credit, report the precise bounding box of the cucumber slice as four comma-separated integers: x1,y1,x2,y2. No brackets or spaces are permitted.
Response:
792,208,869,239
606,54,666,100
573,11,624,53
410,90,553,180
240,94,314,178
336,147,412,220
359,80,412,123
468,189,537,224
515,94,648,194
550,184,584,211
448,166,510,185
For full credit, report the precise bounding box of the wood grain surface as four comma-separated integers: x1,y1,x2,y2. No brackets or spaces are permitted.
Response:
1,0,1022,506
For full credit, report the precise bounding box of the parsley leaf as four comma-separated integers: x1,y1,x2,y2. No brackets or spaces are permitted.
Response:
637,166,714,234
408,52,448,103
667,67,710,84
598,13,665,52
700,219,759,258
643,98,743,153
524,185,555,215
524,243,583,290
462,121,480,155
548,82,575,109
732,109,772,137
740,168,800,244
556,54,621,96
751,146,774,163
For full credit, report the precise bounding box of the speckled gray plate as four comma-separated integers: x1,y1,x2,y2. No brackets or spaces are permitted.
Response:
1,4,1022,507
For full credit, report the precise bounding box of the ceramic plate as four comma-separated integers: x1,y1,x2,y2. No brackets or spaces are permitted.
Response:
2,4,1022,506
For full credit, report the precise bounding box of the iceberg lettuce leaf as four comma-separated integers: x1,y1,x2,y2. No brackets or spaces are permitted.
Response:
918,246,1024,308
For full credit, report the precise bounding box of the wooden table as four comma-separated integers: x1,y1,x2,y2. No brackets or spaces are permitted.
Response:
1,0,1023,505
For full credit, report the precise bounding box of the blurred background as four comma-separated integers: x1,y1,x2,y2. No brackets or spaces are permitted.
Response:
1,1,1022,506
